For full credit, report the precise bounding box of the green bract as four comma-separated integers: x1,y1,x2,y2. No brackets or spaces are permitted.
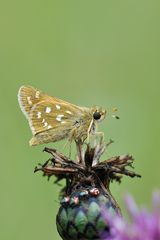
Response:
57,188,117,240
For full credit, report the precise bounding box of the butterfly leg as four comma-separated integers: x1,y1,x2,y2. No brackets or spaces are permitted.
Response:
86,119,94,144
63,128,77,158
93,131,104,146
86,133,90,144
63,139,72,158
67,128,85,164
76,139,85,164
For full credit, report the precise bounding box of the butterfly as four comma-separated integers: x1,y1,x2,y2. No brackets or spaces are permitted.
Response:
18,86,106,146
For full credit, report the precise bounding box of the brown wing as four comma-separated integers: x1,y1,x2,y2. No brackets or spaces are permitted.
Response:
18,85,90,135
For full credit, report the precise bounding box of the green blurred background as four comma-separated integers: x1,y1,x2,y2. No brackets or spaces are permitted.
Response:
0,0,160,239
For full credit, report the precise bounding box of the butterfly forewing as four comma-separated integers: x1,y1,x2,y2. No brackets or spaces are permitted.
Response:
18,86,44,118
30,100,81,135
18,86,89,137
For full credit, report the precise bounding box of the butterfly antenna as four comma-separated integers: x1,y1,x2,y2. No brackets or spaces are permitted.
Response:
111,107,120,120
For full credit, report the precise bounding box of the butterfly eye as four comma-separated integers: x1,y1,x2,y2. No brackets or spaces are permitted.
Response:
93,111,101,120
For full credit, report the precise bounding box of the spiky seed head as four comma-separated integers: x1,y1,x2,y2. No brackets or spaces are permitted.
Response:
56,187,118,240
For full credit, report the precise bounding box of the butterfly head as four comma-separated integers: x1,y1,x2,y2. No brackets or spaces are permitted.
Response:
91,106,106,122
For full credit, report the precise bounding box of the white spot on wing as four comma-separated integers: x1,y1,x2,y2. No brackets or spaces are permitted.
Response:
44,121,48,127
66,110,72,115
56,114,64,122
61,121,66,124
42,119,45,123
48,125,52,129
37,112,41,118
56,104,61,110
35,91,40,98
46,107,51,113
27,96,32,105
